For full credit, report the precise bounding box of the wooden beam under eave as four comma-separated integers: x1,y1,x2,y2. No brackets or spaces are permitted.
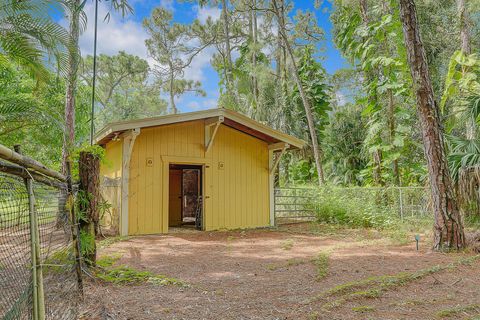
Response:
268,142,289,151
269,144,289,174
205,117,224,153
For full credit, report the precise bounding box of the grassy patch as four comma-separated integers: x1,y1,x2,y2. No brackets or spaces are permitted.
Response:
349,289,381,299
309,255,480,309
436,304,480,318
352,305,376,313
281,239,294,250
266,258,306,271
96,254,122,268
95,255,187,287
98,236,130,249
43,248,75,274
294,219,433,248
312,252,329,280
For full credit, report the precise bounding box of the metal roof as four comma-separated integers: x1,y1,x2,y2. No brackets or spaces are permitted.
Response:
94,108,305,149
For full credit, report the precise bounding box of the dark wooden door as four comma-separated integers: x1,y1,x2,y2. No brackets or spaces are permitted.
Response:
182,169,200,220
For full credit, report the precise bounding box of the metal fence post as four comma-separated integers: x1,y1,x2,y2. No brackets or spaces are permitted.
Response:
26,177,45,320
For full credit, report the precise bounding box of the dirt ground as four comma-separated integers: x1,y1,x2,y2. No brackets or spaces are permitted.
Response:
81,223,480,320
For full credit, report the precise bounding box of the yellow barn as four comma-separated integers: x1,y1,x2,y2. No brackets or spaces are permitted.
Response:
95,108,305,236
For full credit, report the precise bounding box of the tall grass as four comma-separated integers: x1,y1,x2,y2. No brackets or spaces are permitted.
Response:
312,186,404,229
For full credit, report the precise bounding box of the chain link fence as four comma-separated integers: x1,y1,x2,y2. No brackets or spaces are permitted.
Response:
274,186,432,224
0,151,82,319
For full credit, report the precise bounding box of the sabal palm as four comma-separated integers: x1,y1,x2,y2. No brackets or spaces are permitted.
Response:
0,0,71,81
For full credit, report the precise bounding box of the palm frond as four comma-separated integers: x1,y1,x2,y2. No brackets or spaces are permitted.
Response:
0,0,72,80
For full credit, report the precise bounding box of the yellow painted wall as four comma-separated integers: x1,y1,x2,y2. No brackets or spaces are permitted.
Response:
100,139,123,231
103,120,270,235
206,124,270,231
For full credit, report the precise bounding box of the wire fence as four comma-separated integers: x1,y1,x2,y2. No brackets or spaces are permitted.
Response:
0,151,82,319
274,186,432,224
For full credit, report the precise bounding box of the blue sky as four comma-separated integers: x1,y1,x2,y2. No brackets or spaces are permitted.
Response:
73,0,347,112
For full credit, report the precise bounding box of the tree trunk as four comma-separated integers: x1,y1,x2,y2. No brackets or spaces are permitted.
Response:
252,0,259,106
169,63,177,114
399,0,465,250
456,0,475,139
272,0,324,186
62,0,80,174
388,89,400,185
78,151,100,265
457,0,471,55
359,0,384,186
280,1,288,100
221,0,234,97
381,0,400,185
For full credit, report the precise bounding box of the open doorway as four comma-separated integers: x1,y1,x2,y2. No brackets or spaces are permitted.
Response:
168,164,203,230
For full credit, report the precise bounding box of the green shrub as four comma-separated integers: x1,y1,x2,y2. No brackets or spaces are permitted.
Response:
313,186,394,229
95,255,188,287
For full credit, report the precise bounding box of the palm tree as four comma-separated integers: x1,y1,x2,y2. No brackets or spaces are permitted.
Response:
0,0,71,81
61,0,132,173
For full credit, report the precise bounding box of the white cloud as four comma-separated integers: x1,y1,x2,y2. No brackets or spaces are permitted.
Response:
160,0,175,12
202,98,218,109
196,5,221,23
182,43,216,82
61,1,220,105
335,91,347,106
187,101,201,110
185,97,218,112
60,2,151,64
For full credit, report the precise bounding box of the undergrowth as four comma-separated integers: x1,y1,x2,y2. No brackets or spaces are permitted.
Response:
281,239,294,250
352,305,375,313
266,258,306,271
95,255,188,287
98,236,130,249
308,255,480,310
312,252,329,280
436,304,480,318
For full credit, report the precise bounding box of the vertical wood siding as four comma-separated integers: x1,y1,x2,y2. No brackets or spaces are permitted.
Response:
100,140,123,230
104,120,270,235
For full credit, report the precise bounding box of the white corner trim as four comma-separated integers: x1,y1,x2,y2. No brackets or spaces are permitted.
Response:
269,149,275,227
120,128,140,236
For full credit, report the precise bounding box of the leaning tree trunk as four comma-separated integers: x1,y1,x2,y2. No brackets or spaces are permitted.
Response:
399,0,465,250
78,151,100,265
62,0,81,174
272,0,325,185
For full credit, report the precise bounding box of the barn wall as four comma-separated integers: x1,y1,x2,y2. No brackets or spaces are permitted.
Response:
100,139,123,232
103,120,270,235
206,124,270,230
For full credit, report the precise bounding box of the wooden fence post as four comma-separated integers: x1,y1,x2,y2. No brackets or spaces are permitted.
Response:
15,145,45,320
26,178,45,320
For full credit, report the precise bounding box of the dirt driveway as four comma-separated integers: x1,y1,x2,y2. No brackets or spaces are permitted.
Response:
81,224,480,320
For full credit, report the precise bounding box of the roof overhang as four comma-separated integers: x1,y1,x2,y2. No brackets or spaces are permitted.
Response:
94,108,306,150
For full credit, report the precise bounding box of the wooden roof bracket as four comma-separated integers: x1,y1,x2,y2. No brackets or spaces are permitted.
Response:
205,116,224,153
269,143,289,174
